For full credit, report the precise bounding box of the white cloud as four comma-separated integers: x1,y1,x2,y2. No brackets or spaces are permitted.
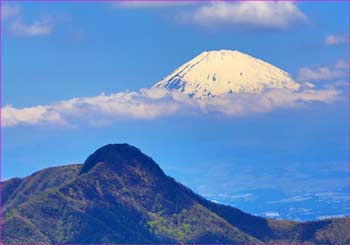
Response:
1,88,196,127
314,192,349,202
216,193,255,201
298,61,348,82
2,105,66,127
269,195,312,204
9,17,53,37
204,87,340,116
113,1,194,8
1,86,341,128
317,214,345,220
180,2,307,29
298,67,346,82
269,192,349,205
2,4,53,37
262,212,280,219
325,34,348,45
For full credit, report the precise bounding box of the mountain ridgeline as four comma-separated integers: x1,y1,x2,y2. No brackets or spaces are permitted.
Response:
2,144,349,244
153,50,301,99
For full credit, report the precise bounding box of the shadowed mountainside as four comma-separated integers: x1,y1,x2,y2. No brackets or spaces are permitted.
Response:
2,144,349,244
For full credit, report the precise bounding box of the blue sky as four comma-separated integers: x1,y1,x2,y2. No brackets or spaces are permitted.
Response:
1,1,349,220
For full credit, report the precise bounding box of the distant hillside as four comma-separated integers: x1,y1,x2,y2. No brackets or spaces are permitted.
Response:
2,144,349,244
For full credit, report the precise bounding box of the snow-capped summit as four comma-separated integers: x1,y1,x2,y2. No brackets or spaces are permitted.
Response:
153,50,300,99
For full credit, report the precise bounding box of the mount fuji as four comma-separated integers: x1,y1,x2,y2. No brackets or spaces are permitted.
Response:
153,50,301,99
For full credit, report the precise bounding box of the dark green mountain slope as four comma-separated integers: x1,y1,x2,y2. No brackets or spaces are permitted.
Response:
2,144,349,244
3,164,81,211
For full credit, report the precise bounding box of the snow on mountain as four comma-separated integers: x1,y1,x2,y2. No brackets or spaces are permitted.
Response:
153,50,301,99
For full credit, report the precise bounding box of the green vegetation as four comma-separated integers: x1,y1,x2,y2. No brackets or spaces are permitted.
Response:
2,144,349,244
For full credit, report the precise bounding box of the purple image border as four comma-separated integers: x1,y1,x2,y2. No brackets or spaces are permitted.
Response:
0,0,349,244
